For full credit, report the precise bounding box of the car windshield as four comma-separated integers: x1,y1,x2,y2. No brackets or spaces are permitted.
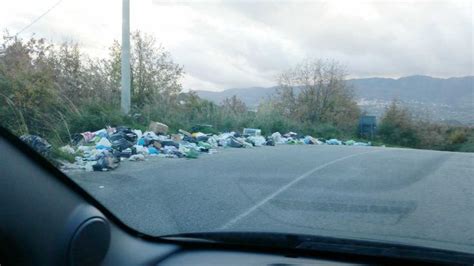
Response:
1,0,473,256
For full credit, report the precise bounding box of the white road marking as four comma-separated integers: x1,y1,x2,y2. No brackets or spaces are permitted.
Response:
219,149,382,230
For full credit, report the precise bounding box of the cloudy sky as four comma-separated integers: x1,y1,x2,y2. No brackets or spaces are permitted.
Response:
1,0,472,91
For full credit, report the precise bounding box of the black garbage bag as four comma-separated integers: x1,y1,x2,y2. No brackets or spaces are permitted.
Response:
115,126,138,143
20,135,52,157
109,133,133,151
174,150,186,158
142,137,156,146
93,152,120,171
265,137,275,146
182,135,197,143
228,137,244,148
159,140,179,148
113,148,133,158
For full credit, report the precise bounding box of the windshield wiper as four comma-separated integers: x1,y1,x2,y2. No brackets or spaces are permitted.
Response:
161,232,474,264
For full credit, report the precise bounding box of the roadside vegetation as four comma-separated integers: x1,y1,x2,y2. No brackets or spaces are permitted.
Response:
1,31,473,152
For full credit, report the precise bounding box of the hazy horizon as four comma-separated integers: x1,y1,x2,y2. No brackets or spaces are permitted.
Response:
193,74,474,92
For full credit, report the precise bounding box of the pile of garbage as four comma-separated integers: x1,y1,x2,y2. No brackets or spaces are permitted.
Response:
19,123,372,172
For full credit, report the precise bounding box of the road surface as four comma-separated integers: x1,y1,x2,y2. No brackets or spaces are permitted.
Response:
68,145,474,253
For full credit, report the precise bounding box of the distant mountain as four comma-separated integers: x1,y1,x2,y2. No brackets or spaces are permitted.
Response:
348,75,474,106
196,75,474,124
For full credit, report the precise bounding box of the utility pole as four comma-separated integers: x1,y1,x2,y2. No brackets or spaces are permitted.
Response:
121,0,131,114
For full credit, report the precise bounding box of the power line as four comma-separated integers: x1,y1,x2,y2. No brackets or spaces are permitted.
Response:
15,0,64,37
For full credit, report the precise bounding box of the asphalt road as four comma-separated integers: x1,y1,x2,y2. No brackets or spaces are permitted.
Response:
68,145,474,253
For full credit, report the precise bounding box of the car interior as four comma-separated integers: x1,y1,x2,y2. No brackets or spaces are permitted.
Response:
1,127,472,265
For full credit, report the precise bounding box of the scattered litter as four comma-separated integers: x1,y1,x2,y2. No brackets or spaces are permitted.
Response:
53,124,374,173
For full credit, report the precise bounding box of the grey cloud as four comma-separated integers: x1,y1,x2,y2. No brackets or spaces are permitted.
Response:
165,0,472,89
3,0,472,91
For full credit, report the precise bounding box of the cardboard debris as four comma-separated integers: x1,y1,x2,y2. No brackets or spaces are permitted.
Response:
149,121,169,134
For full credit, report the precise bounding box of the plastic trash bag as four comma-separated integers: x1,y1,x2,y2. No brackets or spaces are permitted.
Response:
198,141,212,149
227,137,244,148
134,145,149,155
92,151,119,171
94,129,108,138
242,141,253,148
137,138,146,146
163,145,179,154
115,127,138,143
147,146,159,155
247,136,266,146
283,132,298,138
129,154,145,161
303,136,321,145
109,133,133,151
132,129,143,140
111,138,133,151
265,137,275,146
80,132,95,143
60,145,75,154
20,135,52,157
184,148,199,159
192,132,207,138
143,131,160,140
326,139,342,145
159,140,179,148
207,135,219,148
95,138,112,148
115,148,132,158
344,140,356,146
271,132,284,144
